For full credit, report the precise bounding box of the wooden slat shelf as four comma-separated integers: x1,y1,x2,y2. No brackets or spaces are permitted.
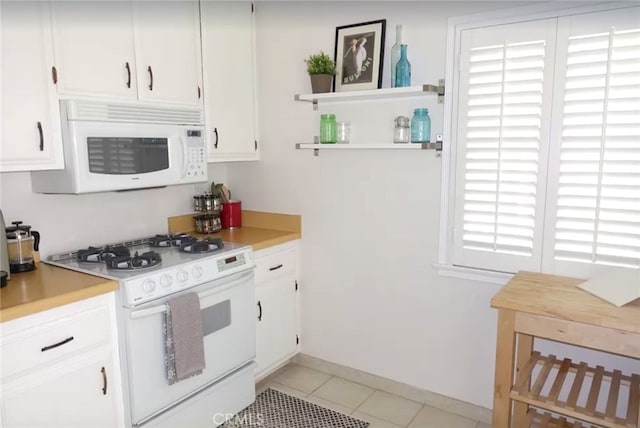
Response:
512,351,640,428
528,409,599,428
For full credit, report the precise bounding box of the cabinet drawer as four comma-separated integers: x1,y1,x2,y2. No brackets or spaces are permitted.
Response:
1,305,111,379
254,248,296,284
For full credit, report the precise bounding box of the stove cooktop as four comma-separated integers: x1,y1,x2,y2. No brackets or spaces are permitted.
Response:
45,234,254,307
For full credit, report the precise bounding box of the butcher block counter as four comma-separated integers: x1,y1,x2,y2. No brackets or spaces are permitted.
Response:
490,271,640,428
168,210,302,251
0,263,118,323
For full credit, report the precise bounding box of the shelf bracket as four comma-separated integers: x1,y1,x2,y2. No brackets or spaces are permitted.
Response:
312,100,318,111
438,79,445,104
435,134,443,158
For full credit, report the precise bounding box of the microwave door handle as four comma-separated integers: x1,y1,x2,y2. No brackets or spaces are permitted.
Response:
180,135,188,178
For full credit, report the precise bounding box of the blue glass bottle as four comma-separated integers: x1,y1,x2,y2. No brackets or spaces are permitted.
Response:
411,108,431,143
395,44,411,88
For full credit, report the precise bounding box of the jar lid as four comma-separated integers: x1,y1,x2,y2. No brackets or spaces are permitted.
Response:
320,114,334,119
414,108,429,114
395,116,410,126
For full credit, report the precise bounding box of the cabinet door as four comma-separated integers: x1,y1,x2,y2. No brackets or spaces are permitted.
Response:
1,350,120,427
200,1,258,162
133,1,202,106
50,1,137,99
255,274,297,378
0,1,63,172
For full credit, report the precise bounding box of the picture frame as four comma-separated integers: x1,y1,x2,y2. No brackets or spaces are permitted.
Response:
334,19,386,92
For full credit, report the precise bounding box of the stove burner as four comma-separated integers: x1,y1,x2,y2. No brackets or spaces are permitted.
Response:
150,234,197,248
106,251,162,270
78,245,130,263
180,237,224,254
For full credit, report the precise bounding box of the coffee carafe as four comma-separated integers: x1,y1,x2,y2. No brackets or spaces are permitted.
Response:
6,221,40,273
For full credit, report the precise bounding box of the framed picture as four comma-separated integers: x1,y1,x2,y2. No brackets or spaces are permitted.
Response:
334,19,386,92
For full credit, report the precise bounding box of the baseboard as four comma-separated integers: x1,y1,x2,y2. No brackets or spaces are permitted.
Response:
292,353,492,425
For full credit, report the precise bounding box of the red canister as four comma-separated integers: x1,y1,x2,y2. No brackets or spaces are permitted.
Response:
221,200,242,229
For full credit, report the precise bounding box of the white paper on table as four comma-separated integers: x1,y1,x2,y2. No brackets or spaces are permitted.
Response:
577,267,640,307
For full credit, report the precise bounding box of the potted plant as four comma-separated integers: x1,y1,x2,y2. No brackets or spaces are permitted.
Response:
305,52,336,94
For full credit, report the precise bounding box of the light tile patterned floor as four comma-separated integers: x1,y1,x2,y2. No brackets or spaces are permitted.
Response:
257,364,488,428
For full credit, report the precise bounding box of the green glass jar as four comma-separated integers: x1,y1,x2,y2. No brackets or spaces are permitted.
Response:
320,114,337,144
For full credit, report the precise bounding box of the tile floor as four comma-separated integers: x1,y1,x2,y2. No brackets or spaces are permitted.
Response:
256,364,490,428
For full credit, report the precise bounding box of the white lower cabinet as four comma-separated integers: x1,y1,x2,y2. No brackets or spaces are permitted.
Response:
0,293,124,428
253,242,299,380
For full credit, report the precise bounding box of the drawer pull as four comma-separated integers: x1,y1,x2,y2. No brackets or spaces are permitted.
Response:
40,336,74,352
101,366,108,395
269,264,284,271
257,301,262,321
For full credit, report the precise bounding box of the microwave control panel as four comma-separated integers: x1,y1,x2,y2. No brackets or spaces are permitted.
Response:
185,129,206,178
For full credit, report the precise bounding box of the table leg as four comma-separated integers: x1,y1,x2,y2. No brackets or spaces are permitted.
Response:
493,309,516,428
513,333,533,426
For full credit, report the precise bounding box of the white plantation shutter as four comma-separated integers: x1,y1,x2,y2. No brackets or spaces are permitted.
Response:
545,7,640,276
452,19,556,273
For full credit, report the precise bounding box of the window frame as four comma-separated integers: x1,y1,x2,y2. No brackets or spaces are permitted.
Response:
437,1,638,284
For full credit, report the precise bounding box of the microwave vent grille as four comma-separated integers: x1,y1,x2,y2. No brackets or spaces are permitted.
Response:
64,100,203,125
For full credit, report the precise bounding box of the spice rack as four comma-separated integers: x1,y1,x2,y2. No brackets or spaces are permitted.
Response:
490,272,640,428
294,82,445,157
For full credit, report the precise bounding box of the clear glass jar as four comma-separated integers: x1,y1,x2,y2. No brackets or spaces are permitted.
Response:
394,116,410,143
411,108,431,143
320,114,337,144
337,122,351,144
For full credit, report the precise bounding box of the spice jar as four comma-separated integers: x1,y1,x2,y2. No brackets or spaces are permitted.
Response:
337,122,351,144
394,116,410,143
320,114,337,144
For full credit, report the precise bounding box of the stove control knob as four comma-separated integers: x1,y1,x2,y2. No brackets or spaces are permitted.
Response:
177,270,189,283
192,266,203,279
160,274,173,288
142,279,156,293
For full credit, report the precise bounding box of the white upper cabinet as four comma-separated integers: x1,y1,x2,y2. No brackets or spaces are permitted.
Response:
49,0,202,107
50,1,137,99
133,1,203,106
200,1,258,162
0,1,64,172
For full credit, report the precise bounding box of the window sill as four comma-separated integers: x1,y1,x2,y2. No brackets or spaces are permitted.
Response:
434,264,514,286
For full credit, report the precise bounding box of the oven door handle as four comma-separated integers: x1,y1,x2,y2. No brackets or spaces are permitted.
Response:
129,271,254,320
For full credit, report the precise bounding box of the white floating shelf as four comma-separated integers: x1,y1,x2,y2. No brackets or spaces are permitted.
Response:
294,82,444,105
296,142,439,150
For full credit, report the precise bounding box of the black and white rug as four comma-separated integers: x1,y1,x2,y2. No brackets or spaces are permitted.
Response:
222,388,369,428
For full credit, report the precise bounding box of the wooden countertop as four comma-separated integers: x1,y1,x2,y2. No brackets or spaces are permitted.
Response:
0,263,118,323
491,271,640,334
168,210,302,251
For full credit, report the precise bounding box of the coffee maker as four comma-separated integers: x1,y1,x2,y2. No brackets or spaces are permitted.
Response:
0,209,9,286
6,221,40,274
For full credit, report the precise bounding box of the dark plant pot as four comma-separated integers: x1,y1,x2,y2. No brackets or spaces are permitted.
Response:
310,74,333,94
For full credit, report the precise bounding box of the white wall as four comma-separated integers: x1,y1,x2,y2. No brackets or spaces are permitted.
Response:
228,1,639,409
0,164,226,256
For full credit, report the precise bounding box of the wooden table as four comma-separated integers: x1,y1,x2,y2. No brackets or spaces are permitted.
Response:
491,271,640,428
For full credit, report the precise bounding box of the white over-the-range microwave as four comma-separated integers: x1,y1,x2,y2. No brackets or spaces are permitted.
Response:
31,100,208,194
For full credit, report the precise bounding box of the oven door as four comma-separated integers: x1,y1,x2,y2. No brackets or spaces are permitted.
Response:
123,270,255,424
